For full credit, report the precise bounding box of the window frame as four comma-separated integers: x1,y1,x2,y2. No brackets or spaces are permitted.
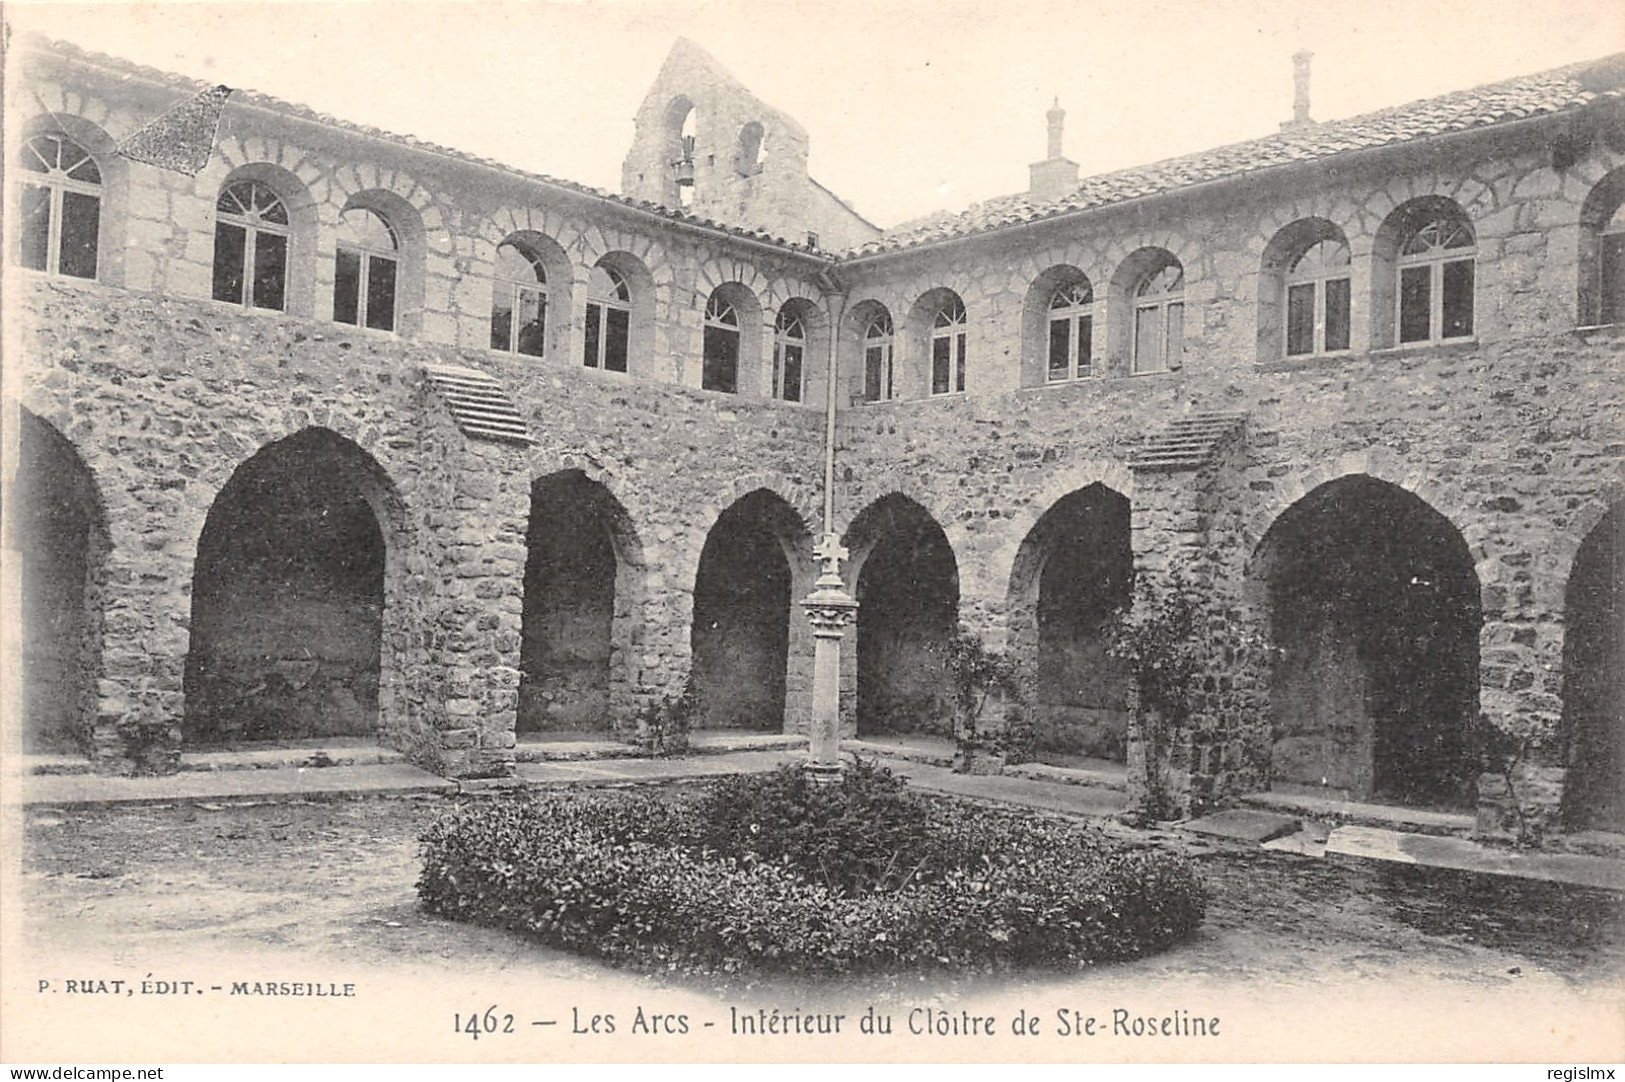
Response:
772,306,806,402
1046,280,1095,381
702,291,741,394
862,313,895,403
490,241,548,358
213,179,292,311
1132,262,1184,374
929,297,968,396
584,265,632,373
1597,201,1625,327
1395,214,1476,346
14,132,102,281
1283,237,1352,358
333,206,400,333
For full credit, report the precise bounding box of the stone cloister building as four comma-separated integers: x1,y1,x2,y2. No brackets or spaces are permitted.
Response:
7,35,1623,836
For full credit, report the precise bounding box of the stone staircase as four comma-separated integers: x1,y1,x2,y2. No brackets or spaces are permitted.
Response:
422,363,534,444
1130,410,1248,471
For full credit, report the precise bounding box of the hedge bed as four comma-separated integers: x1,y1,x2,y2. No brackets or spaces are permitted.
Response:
418,762,1206,976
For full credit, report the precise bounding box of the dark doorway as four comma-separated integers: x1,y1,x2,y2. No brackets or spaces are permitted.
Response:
1254,476,1481,806
1561,503,1624,831
15,413,106,755
186,429,387,744
1018,485,1134,762
690,491,803,730
520,471,636,733
846,495,959,738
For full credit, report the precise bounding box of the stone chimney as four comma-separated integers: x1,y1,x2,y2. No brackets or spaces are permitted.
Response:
1280,50,1315,132
1029,97,1080,203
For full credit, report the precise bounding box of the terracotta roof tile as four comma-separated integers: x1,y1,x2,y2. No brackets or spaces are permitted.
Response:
857,54,1625,256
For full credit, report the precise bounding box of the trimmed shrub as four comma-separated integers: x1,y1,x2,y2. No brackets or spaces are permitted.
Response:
418,767,1206,977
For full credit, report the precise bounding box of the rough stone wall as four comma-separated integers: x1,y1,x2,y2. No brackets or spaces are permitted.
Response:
12,276,827,775
13,42,1625,831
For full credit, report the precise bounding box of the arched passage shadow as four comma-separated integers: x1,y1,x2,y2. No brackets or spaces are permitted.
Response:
1249,475,1481,806
186,428,403,745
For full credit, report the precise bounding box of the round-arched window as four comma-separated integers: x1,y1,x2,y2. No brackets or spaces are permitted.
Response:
491,242,547,357
16,133,101,280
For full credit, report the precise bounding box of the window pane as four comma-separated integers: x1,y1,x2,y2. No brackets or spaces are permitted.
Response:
333,249,361,325
365,256,397,331
1441,259,1473,339
955,333,966,392
1325,277,1351,352
18,184,52,272
1399,265,1431,343
491,288,515,352
1601,234,1625,325
252,231,287,311
931,334,951,394
702,325,737,393
583,304,602,367
212,222,247,303
865,346,883,402
1286,282,1316,356
1077,316,1093,375
1048,317,1071,379
1166,303,1183,368
605,307,629,372
58,190,99,279
783,343,802,402
1134,306,1162,372
516,289,545,357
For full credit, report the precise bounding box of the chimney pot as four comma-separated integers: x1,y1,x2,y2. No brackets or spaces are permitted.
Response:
1282,50,1315,131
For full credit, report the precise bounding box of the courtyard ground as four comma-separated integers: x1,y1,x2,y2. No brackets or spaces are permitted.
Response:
5,784,1623,1063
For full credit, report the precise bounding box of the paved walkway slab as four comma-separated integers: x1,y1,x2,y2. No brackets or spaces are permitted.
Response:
1326,825,1625,891
515,750,800,786
879,758,1130,818
1181,809,1302,843
12,763,455,809
1241,789,1474,835
1006,760,1129,792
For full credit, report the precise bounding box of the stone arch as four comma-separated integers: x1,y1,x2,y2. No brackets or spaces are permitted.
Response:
589,250,659,379
1021,263,1096,387
663,94,698,206
1247,474,1482,806
1239,450,1469,559
1005,483,1133,763
700,280,763,395
1559,501,1624,830
1370,194,1476,349
905,286,970,399
1579,165,1625,326
184,428,410,746
1107,245,1186,375
335,188,427,336
1258,217,1352,361
14,410,110,757
490,228,574,360
842,493,960,739
735,120,766,175
769,295,825,404
690,489,814,731
842,297,898,405
15,111,129,288
214,162,321,317
519,469,647,736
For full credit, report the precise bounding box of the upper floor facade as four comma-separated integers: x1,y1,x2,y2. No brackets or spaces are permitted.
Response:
10,36,1625,418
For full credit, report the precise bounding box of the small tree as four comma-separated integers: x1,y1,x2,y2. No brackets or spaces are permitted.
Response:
1105,564,1202,821
946,628,1023,773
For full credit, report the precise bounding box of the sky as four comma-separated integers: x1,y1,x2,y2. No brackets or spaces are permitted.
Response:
8,0,1624,228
